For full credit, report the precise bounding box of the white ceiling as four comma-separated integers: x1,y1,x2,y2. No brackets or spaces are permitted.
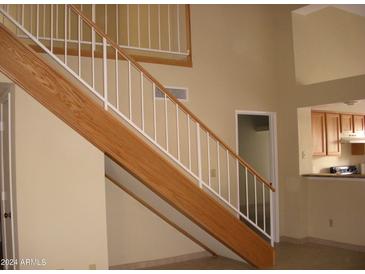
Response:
293,4,365,17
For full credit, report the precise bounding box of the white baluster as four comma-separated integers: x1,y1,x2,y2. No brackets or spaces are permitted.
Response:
236,159,240,215
56,5,58,38
80,5,83,40
165,94,169,151
148,5,151,49
217,142,221,194
104,4,107,33
176,105,180,161
137,4,140,48
91,5,95,89
263,184,266,232
115,4,119,46
141,72,144,131
64,5,67,65
270,190,274,246
36,4,39,39
196,123,202,188
50,5,53,52
153,83,157,141
158,5,161,50
254,175,257,224
128,61,132,120
127,4,130,46
115,48,119,110
167,4,171,51
43,4,45,37
227,150,231,204
245,166,249,217
103,37,108,110
78,14,81,76
21,4,24,26
187,115,191,171
177,5,180,52
207,133,211,187
30,5,33,34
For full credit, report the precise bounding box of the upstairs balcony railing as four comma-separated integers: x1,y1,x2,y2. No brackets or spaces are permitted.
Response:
2,4,192,66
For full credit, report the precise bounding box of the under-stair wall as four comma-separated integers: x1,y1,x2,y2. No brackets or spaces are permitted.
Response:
0,73,109,269
105,175,207,267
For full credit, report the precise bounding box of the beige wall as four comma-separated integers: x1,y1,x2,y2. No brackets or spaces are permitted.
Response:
276,5,365,243
292,7,365,85
0,72,109,269
307,179,365,246
297,107,313,175
105,178,203,267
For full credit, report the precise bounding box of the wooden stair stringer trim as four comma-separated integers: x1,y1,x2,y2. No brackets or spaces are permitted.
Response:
0,24,274,268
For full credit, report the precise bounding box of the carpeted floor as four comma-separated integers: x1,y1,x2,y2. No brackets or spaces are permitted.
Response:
144,241,365,270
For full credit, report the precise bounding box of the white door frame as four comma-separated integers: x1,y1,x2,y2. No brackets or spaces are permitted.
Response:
0,88,17,268
235,110,280,243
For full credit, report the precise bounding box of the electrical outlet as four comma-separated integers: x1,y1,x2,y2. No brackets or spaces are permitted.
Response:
210,169,216,178
329,219,334,227
89,264,96,270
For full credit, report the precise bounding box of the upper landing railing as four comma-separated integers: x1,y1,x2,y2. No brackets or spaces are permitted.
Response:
3,4,192,66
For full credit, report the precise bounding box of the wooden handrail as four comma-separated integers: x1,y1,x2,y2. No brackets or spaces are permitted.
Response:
68,4,275,192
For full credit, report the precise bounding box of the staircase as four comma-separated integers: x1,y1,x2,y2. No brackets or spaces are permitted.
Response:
0,4,276,268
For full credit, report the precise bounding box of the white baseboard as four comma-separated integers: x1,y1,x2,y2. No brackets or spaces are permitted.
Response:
280,236,365,253
109,251,212,270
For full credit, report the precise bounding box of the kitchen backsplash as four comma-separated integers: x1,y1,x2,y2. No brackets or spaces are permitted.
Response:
312,144,365,173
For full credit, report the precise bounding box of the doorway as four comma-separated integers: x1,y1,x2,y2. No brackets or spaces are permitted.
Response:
0,87,16,269
235,111,279,243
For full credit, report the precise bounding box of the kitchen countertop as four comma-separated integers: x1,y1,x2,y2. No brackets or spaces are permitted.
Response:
302,173,365,179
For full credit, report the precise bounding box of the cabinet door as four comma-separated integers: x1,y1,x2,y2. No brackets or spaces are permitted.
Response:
312,112,326,156
353,115,365,134
340,114,353,133
326,113,341,156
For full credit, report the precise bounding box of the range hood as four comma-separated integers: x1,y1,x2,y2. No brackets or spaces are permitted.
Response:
341,132,365,144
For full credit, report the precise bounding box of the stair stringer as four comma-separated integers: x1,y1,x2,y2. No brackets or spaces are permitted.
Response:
105,156,244,263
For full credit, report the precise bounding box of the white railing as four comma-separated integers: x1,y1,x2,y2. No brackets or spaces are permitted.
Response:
0,4,275,245
5,4,190,58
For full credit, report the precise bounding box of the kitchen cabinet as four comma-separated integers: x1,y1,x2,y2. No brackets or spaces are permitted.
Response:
325,113,341,156
340,114,353,134
312,112,326,156
353,115,365,134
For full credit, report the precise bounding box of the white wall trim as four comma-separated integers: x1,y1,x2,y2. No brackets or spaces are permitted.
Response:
0,86,18,269
280,236,365,253
235,110,280,243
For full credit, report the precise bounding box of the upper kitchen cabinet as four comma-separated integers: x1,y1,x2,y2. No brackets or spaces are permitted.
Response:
353,115,365,134
312,112,326,156
340,114,353,134
326,113,341,156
